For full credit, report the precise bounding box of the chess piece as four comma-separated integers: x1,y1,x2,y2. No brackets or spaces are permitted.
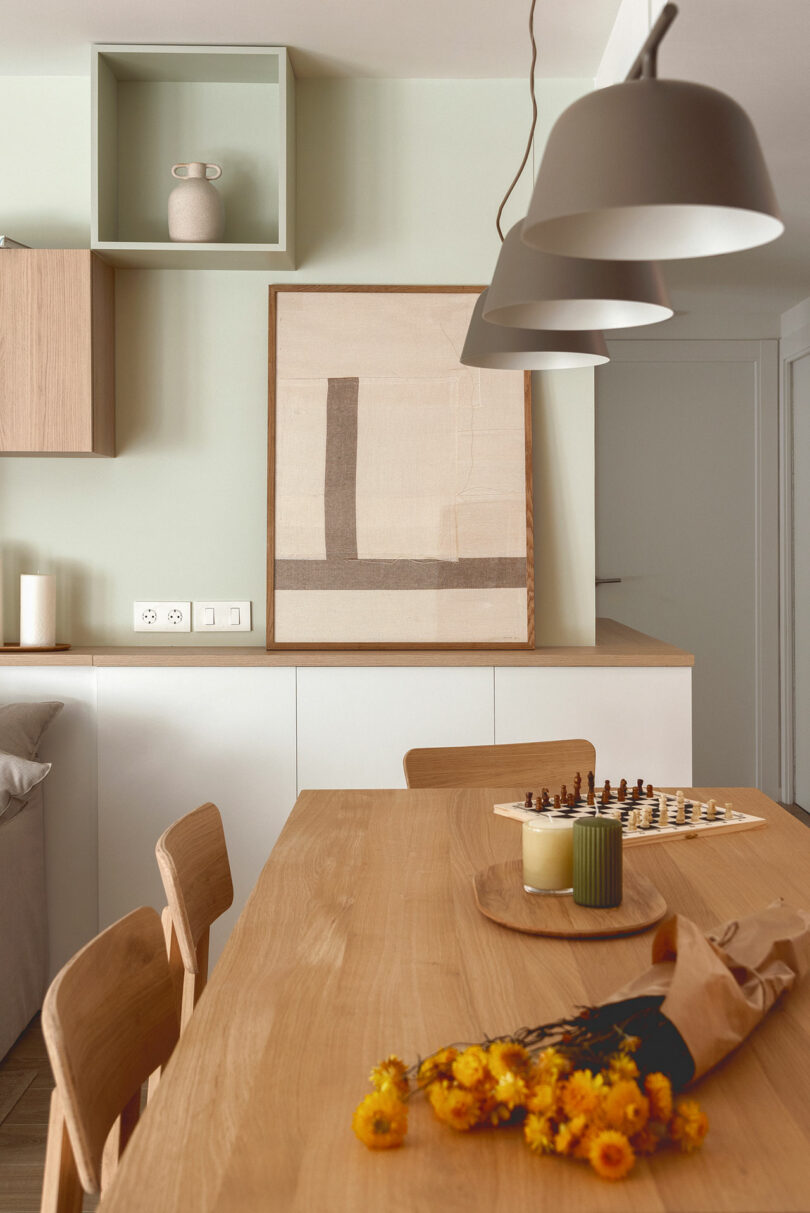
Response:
542,789,550,807
601,788,608,805
632,786,640,801
627,809,638,830
676,799,686,825
641,806,652,829
619,778,627,791
586,790,594,806
524,792,534,809
618,785,626,802
725,802,734,821
690,802,699,823
676,790,685,804
560,785,567,803
611,808,623,822
554,795,561,810
587,771,595,793
604,779,611,794
646,784,653,798
568,793,575,808
659,796,669,827
707,798,717,821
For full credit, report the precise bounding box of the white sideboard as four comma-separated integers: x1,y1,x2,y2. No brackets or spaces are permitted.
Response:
0,620,693,974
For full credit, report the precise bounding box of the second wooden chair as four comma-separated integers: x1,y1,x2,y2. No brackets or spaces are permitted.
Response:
403,738,596,790
156,801,234,1029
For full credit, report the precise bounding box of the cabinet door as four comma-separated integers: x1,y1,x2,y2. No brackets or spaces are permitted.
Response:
0,251,114,454
297,667,495,789
97,668,297,962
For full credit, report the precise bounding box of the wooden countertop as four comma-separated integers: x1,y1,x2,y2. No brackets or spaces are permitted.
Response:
0,619,693,668
98,787,809,1213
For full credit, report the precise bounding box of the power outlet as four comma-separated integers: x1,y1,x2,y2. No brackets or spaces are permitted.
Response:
133,601,192,633
192,601,252,632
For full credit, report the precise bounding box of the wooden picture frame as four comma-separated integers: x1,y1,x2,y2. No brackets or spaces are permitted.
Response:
267,285,534,649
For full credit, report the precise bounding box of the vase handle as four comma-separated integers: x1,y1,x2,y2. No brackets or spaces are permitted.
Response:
171,164,189,178
205,164,222,180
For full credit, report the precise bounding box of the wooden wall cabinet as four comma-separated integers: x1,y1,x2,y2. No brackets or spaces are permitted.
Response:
0,250,115,456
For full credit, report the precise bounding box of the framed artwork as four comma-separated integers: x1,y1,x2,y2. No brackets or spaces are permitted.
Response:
267,285,534,649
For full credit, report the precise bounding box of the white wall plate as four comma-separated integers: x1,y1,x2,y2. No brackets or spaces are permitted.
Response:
133,601,191,632
193,601,252,632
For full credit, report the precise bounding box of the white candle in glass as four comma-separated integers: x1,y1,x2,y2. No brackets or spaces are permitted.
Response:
522,817,575,894
20,574,56,647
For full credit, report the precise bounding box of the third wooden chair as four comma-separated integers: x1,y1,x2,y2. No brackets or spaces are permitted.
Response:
403,738,596,790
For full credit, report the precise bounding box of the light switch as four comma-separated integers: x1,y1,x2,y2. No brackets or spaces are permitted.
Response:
192,601,251,632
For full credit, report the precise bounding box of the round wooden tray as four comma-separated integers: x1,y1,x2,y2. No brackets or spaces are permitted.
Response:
0,644,71,653
473,860,667,938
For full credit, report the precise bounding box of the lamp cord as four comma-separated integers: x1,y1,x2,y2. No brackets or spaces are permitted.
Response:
495,0,538,242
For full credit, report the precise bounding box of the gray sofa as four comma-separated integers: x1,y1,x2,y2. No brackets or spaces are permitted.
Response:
0,701,62,1059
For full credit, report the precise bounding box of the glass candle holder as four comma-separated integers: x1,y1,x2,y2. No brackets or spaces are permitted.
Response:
522,816,575,894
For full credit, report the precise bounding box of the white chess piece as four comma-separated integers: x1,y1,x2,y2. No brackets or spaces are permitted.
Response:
725,802,734,821
707,798,717,821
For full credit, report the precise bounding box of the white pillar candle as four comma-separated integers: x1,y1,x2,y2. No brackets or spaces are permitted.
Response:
20,574,56,647
522,817,575,894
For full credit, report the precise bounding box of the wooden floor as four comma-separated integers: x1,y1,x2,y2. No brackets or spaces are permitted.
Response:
0,1016,97,1213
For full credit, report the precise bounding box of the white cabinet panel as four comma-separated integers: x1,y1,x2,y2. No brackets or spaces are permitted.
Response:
495,667,692,786
97,668,296,961
0,667,97,976
297,667,494,789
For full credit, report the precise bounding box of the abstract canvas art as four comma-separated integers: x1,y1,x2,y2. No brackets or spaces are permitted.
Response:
267,286,533,648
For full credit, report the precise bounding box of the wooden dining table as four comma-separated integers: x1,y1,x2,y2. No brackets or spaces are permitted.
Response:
98,787,810,1212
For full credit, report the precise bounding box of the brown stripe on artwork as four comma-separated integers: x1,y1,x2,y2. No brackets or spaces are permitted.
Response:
275,557,528,591
325,376,359,559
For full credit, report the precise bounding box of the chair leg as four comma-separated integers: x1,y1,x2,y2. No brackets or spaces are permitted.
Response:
40,1089,83,1213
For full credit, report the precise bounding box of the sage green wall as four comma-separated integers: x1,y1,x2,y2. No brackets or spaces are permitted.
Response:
0,76,594,645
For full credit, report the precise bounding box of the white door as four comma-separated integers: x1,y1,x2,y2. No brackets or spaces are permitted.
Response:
791,353,810,811
595,339,778,793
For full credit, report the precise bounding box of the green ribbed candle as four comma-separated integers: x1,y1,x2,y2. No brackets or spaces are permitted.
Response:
573,817,623,907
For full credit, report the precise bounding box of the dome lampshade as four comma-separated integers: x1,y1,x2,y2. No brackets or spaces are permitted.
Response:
523,78,783,261
483,223,672,330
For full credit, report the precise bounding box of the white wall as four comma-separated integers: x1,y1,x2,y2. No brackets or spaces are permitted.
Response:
0,75,597,648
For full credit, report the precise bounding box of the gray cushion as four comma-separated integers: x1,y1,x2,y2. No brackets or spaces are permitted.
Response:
0,750,51,822
0,702,62,759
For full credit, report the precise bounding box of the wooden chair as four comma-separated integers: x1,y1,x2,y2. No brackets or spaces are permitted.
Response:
40,906,180,1213
403,739,597,790
155,802,234,1030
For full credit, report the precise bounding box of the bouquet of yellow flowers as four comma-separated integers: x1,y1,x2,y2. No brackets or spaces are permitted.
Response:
352,902,810,1180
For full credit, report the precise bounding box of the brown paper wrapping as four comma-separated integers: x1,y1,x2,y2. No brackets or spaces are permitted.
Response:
605,900,810,1080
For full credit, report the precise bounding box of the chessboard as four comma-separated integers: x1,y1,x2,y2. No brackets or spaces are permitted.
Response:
494,775,766,848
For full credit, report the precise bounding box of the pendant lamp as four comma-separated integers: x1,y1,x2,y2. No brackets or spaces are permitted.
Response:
484,223,672,330
461,291,608,371
523,3,783,261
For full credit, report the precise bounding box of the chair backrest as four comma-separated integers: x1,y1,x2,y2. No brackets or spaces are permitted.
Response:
155,802,233,1024
402,739,597,790
41,906,180,1199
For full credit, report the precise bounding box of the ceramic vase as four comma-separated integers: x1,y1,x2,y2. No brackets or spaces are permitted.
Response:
168,162,225,243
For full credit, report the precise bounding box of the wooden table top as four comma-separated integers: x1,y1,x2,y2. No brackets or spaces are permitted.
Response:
98,788,810,1213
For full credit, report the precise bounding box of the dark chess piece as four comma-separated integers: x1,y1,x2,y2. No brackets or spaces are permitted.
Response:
587,771,595,792
632,786,640,801
524,792,534,809
554,795,561,809
647,784,654,798
618,786,626,802
587,790,595,806
567,793,575,808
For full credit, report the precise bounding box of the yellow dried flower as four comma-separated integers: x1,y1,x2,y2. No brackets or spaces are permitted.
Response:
493,1071,529,1111
487,1040,531,1079
621,1035,641,1053
554,1114,589,1156
607,1052,639,1083
480,1095,512,1126
352,1090,408,1150
369,1055,409,1096
644,1072,673,1123
525,1080,556,1116
602,1079,650,1137
588,1129,636,1180
417,1046,458,1087
452,1045,492,1092
524,1112,555,1155
534,1047,571,1084
560,1069,604,1119
670,1098,709,1153
631,1123,663,1155
428,1080,481,1131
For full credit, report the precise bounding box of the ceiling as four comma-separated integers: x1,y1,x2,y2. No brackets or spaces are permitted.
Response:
0,0,622,78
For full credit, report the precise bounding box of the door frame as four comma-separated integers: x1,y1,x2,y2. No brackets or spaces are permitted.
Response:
601,339,780,797
778,328,810,806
